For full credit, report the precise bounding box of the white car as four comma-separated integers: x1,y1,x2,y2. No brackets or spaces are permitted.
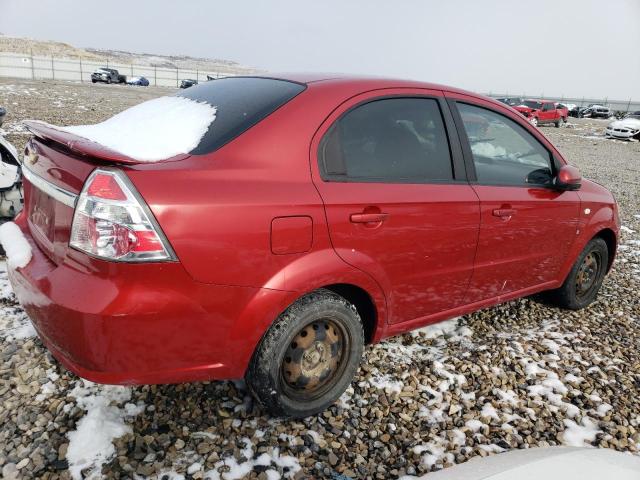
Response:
406,447,640,480
0,130,23,221
606,112,640,139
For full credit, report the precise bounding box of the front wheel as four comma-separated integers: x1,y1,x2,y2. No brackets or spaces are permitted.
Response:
543,237,608,310
530,117,538,127
246,289,364,418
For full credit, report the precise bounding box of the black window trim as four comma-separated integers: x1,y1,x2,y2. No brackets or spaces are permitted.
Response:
447,99,562,189
317,94,468,185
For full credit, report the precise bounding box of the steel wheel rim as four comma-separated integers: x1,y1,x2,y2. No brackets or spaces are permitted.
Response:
575,251,601,299
280,318,348,401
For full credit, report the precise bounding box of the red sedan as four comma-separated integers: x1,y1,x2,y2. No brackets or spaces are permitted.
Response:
8,75,619,417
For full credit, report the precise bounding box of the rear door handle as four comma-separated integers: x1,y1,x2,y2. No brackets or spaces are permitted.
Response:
350,213,389,223
492,208,517,217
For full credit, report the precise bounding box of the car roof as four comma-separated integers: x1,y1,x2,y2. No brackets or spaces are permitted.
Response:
231,72,489,99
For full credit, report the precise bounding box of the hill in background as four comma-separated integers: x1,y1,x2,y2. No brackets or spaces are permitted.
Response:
0,34,257,75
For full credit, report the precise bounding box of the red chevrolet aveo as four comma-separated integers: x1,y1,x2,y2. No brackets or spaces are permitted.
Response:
10,75,619,417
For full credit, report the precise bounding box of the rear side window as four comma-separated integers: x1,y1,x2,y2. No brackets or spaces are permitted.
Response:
320,98,453,183
178,77,305,154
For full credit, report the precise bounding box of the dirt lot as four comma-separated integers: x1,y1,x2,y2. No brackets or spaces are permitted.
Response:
1,78,640,480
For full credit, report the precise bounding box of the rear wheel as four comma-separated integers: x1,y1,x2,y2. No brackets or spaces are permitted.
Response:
245,289,364,418
543,237,608,310
555,118,561,127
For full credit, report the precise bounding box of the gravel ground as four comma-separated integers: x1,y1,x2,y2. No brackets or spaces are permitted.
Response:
1,78,640,480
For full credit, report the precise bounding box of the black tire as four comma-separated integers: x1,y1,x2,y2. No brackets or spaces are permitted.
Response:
91,79,97,83
245,289,364,418
544,237,608,310
106,77,112,84
554,118,561,127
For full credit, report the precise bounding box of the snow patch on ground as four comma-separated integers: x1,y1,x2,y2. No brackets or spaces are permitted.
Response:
367,373,404,394
203,437,301,480
57,96,217,162
0,222,32,269
562,417,601,447
66,380,145,480
412,317,471,340
0,261,36,340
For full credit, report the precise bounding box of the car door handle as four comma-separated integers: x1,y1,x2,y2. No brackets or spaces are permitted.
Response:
350,213,389,224
492,208,517,217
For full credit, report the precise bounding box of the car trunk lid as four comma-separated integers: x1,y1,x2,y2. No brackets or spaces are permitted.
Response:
21,120,191,265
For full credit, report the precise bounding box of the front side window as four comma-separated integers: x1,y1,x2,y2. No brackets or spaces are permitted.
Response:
523,100,542,109
320,98,453,182
457,103,554,186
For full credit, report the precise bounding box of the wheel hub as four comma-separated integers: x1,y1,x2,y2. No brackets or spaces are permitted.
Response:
576,252,599,296
282,319,344,393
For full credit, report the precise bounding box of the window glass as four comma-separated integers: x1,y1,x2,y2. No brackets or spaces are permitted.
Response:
523,100,542,109
321,98,453,182
178,77,305,154
457,103,553,186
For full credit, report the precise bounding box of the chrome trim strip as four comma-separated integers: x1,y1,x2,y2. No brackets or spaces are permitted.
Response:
21,164,77,208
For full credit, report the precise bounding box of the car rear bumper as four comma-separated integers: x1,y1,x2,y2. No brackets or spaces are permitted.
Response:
8,214,294,385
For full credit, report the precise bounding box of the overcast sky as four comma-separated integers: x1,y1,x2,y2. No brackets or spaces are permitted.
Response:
1,0,639,99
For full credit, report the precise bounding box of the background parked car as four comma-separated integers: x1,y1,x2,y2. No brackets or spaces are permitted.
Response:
180,78,198,88
605,112,640,139
568,105,583,117
0,121,23,230
555,103,569,121
91,68,126,84
588,104,612,118
126,76,150,86
513,99,564,127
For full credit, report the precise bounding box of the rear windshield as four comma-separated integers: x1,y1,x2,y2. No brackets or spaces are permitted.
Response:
177,77,306,154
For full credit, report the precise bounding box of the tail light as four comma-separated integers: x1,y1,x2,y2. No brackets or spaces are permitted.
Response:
70,169,176,262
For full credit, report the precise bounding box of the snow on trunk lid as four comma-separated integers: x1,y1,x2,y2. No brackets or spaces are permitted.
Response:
61,96,217,162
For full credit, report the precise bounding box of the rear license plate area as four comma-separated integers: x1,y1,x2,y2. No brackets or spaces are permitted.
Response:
29,187,56,243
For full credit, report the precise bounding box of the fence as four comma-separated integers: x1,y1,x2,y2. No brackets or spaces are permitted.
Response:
0,51,235,87
1,51,638,111
486,92,640,113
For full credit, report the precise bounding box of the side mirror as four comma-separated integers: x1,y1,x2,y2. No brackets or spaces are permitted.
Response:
555,165,581,191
